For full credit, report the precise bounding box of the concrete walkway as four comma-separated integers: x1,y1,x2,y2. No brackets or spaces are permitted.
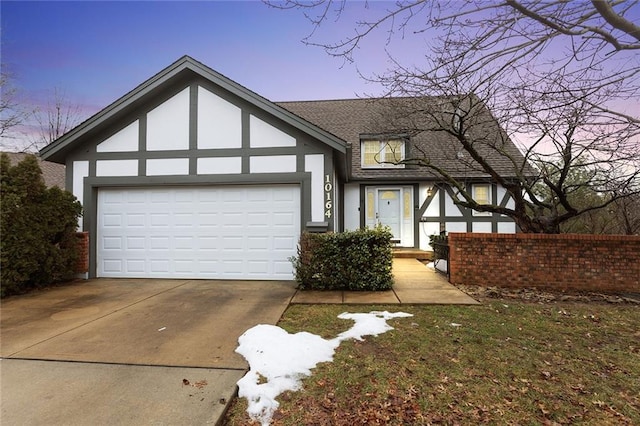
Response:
291,258,479,305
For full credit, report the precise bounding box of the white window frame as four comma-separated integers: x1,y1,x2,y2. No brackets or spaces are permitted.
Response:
472,183,492,216
361,139,405,169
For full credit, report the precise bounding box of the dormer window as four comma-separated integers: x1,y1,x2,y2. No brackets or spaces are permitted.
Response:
361,138,406,168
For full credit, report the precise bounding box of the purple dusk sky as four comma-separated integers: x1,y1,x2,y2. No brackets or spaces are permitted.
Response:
2,1,638,151
2,1,417,139
2,1,434,150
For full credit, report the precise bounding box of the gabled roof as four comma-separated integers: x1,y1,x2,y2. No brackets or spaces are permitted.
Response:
3,152,66,188
278,97,532,180
40,56,348,163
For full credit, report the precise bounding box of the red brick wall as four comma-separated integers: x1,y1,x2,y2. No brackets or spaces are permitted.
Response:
75,232,89,274
448,233,640,293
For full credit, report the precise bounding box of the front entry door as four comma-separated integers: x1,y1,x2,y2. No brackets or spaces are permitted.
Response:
377,189,401,241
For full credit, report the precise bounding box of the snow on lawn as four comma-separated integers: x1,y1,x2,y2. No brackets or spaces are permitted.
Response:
427,259,448,273
235,311,413,426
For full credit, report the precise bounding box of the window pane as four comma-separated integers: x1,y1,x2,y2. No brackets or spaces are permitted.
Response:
474,185,490,205
363,141,381,166
384,140,403,163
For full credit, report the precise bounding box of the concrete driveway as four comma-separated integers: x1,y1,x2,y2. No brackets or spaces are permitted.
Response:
1,278,297,425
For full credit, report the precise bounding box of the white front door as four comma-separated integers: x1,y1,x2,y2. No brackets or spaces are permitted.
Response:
377,189,401,241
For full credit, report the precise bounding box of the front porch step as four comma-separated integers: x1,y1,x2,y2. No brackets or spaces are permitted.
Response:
392,248,433,261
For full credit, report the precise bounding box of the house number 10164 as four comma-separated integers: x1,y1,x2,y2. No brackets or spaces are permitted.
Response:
324,174,332,219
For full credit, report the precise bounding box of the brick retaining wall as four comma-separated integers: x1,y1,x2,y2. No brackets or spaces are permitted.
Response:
448,233,640,293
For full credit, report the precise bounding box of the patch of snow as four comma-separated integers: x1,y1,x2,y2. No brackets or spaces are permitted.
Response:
235,325,339,425
235,311,413,426
434,259,448,273
336,311,413,341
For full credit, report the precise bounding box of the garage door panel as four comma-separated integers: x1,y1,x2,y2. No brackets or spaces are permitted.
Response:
150,237,170,249
150,259,171,273
126,237,145,250
247,236,268,250
175,190,195,202
97,185,300,279
247,212,269,226
273,212,295,226
103,260,123,273
273,260,293,275
221,260,243,274
150,213,170,227
127,214,145,227
174,237,195,249
126,260,145,273
174,260,195,274
273,236,296,250
199,260,219,274
223,236,243,250
103,237,123,250
222,212,243,227
174,213,195,226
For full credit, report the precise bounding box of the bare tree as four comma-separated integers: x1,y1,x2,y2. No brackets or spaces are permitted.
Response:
271,0,640,233
29,88,82,150
610,191,640,235
0,72,27,144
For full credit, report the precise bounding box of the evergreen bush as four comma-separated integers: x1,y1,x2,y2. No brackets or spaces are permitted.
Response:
1,153,82,297
290,227,393,291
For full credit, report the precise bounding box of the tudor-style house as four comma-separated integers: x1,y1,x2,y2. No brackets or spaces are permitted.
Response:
40,56,524,281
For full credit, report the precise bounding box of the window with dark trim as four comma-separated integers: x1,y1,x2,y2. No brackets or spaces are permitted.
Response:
472,183,492,216
361,139,405,168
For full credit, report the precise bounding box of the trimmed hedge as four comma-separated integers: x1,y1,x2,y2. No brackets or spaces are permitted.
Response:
290,227,394,291
1,153,82,297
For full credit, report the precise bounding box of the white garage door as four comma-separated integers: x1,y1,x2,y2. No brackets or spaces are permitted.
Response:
97,185,300,279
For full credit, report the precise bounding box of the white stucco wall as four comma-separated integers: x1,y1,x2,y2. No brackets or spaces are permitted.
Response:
95,159,138,177
197,157,242,174
250,115,296,148
97,120,139,152
419,222,440,251
197,87,242,149
147,88,190,151
472,222,492,233
498,222,517,233
250,155,296,173
343,183,360,231
444,190,463,216
420,184,440,217
146,158,189,176
304,154,324,222
73,160,89,229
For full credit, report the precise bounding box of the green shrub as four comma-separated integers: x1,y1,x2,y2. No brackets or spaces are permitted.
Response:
1,153,82,297
290,227,393,291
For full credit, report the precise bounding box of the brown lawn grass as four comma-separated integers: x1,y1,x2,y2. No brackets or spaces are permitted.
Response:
223,301,640,425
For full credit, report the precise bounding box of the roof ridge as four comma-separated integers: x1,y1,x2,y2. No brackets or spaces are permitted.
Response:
276,94,458,104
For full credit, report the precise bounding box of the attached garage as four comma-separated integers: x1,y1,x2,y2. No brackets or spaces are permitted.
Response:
39,57,347,280
97,185,300,280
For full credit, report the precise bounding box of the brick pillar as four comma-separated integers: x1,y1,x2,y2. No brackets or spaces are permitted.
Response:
75,232,89,275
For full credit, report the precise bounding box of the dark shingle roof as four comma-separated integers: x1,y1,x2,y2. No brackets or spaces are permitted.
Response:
3,152,66,188
277,97,531,180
